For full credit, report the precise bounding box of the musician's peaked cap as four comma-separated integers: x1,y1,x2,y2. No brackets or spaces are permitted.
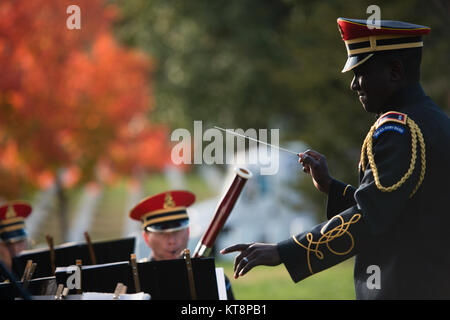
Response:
0,201,32,243
129,191,195,233
337,17,431,73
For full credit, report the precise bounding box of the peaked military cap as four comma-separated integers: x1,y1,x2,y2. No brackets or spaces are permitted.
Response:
0,202,32,243
129,190,195,233
337,17,431,72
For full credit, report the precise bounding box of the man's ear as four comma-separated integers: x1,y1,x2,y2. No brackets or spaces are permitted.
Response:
142,230,150,247
390,59,404,82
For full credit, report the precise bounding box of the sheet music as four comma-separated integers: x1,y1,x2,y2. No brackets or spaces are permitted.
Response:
22,292,151,300
215,267,227,300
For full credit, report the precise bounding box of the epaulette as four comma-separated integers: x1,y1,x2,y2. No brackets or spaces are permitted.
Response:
360,111,426,198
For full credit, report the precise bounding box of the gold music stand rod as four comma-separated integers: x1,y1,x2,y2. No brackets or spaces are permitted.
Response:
22,262,36,290
21,260,33,282
46,235,56,274
84,232,97,265
113,283,127,300
75,259,82,294
183,249,197,300
54,284,64,300
130,253,141,293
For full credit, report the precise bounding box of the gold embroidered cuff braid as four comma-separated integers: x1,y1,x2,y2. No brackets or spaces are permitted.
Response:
292,213,361,275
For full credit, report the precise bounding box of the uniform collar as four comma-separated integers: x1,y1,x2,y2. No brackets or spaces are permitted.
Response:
380,82,426,114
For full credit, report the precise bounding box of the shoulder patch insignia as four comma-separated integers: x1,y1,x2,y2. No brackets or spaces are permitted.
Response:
373,123,405,139
375,111,407,129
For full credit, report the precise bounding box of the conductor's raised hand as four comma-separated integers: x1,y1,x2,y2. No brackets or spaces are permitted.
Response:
220,243,281,279
298,149,333,194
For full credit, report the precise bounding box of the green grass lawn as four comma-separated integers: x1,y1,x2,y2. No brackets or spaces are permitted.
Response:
216,258,356,300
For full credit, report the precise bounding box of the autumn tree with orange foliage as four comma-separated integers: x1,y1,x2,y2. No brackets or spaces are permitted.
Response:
0,0,171,237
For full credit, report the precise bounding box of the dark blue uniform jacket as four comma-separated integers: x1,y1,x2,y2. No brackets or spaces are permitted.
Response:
277,83,450,299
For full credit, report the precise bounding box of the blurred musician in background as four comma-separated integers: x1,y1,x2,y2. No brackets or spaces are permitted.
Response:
0,202,32,271
129,190,235,299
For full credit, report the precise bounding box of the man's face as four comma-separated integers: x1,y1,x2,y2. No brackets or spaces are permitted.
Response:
143,228,189,261
7,239,28,257
0,242,12,269
350,55,394,114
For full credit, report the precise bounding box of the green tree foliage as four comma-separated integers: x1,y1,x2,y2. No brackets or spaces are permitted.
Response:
113,0,449,218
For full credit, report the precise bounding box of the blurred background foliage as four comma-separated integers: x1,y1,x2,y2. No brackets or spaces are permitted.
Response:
112,0,449,217
1,0,447,231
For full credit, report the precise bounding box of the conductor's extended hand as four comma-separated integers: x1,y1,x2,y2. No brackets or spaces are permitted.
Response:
220,243,281,279
298,149,333,194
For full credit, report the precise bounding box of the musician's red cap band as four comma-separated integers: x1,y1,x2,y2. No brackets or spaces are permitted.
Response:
0,201,32,243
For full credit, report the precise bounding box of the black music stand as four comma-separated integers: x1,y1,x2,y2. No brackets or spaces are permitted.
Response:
12,237,135,279
54,257,219,300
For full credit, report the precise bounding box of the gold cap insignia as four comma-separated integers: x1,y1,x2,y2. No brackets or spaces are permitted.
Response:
6,206,16,219
163,192,175,209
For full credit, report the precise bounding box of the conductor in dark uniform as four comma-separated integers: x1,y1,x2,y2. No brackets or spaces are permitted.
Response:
221,18,450,299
